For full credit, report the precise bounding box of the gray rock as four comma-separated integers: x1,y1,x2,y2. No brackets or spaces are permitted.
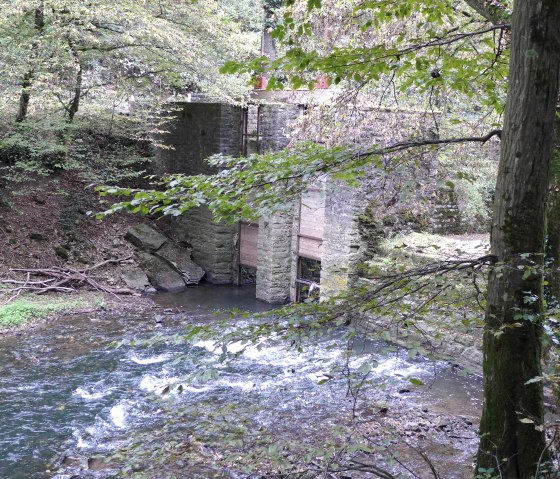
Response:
136,252,186,292
125,224,167,252
88,456,108,471
459,346,482,369
29,233,47,241
155,242,205,284
434,416,449,428
404,422,421,431
121,267,151,290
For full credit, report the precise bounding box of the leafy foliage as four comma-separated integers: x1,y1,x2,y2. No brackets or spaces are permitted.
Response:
0,0,261,185
223,0,509,112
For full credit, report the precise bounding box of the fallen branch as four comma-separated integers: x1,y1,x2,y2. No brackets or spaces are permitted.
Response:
1,255,134,303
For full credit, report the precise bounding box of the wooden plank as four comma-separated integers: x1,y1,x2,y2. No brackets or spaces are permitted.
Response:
299,236,322,260
239,223,259,267
299,190,325,239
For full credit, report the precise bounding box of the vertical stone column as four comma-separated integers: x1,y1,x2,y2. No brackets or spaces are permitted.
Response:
255,214,294,303
155,101,244,284
289,203,301,302
320,183,364,300
254,103,303,302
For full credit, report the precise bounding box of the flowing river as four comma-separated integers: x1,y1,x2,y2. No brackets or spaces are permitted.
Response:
0,285,482,479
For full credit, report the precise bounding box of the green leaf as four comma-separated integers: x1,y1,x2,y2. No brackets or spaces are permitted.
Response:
408,377,424,386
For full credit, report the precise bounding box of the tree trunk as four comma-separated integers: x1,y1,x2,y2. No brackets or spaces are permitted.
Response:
546,116,560,304
67,40,83,123
15,5,44,123
15,71,33,123
476,1,560,478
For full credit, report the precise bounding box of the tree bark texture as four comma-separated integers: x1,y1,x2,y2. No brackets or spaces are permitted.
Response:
16,5,44,123
476,1,560,478
546,116,560,303
462,0,510,24
67,40,83,123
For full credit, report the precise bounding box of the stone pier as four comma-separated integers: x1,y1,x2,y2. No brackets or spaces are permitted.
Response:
155,100,243,283
255,214,294,303
319,183,364,300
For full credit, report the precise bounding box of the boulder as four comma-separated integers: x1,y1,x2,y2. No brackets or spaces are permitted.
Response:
121,267,151,291
136,252,186,292
155,242,205,285
125,224,167,252
88,456,108,471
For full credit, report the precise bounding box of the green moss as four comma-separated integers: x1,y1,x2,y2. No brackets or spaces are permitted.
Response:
0,295,92,329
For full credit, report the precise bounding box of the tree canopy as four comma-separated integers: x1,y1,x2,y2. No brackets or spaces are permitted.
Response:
0,0,260,182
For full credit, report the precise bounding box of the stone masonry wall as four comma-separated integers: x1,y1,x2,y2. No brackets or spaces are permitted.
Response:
174,207,238,284
320,182,365,300
155,101,243,283
255,103,303,302
259,103,303,152
153,101,243,175
430,188,463,234
256,214,294,303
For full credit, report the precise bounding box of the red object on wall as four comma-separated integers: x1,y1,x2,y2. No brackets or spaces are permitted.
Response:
254,75,268,90
315,75,330,89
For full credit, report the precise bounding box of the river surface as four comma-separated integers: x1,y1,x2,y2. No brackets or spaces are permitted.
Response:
0,285,482,479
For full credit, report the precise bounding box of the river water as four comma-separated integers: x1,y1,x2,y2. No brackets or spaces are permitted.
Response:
0,285,482,479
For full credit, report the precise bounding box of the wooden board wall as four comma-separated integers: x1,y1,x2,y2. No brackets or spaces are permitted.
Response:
298,189,326,261
239,222,259,268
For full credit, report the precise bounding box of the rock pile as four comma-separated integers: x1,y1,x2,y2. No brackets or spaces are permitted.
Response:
123,224,205,292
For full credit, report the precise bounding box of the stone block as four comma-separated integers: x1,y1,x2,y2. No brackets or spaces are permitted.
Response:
125,224,167,252
155,242,205,285
137,252,186,292
121,267,151,290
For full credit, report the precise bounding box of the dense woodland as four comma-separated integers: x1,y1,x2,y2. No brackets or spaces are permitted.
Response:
0,0,559,478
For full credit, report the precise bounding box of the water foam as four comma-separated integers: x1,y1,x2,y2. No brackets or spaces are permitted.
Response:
73,387,108,400
110,403,126,428
129,353,172,365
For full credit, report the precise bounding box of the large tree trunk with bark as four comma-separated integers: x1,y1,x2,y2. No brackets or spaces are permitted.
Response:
476,1,560,478
546,116,560,303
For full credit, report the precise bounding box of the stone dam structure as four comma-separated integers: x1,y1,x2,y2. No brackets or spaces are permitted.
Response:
152,92,481,304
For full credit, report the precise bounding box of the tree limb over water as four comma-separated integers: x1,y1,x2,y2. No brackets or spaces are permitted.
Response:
96,129,502,223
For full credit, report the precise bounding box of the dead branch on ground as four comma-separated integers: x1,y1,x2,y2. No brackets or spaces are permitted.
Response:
0,255,135,304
